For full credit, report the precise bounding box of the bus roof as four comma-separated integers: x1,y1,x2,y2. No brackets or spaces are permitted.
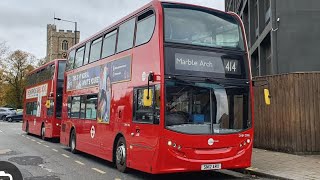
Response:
68,0,156,51
68,0,228,52
27,59,66,76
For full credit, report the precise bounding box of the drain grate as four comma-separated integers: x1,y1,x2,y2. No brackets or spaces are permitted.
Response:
8,156,43,166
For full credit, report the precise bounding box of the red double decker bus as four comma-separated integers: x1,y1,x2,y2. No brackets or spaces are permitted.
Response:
23,59,66,140
60,0,253,174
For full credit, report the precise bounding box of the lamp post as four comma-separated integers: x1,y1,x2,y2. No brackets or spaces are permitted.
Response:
54,17,78,45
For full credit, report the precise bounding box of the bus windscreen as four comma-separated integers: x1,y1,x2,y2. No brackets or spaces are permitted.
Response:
164,5,244,50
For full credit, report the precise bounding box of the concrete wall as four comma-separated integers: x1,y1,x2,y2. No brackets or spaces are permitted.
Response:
226,0,320,75
276,0,320,73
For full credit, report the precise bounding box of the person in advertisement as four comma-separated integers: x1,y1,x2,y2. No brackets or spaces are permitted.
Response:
97,64,111,123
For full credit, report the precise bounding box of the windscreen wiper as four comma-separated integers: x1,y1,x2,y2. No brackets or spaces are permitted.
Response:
165,75,197,86
205,77,249,88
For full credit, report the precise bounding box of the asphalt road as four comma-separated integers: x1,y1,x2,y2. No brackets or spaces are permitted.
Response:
0,121,262,180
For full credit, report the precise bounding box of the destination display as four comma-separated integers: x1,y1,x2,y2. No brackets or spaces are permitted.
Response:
175,53,225,73
67,56,132,91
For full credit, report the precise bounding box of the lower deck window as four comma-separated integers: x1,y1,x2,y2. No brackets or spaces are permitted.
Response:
68,94,97,120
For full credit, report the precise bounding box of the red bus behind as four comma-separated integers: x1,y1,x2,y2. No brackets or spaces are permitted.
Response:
23,59,66,140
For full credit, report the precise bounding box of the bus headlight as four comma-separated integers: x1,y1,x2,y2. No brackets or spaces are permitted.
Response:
167,140,182,151
240,139,251,149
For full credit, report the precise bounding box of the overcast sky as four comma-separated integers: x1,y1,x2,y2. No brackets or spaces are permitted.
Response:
0,0,224,59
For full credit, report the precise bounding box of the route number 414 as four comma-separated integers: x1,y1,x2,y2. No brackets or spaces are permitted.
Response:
223,59,240,75
225,61,237,72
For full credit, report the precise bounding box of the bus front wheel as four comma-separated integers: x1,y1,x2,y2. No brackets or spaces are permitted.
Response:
115,137,127,173
70,130,77,154
26,122,29,135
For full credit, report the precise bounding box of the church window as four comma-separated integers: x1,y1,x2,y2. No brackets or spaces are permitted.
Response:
62,40,68,51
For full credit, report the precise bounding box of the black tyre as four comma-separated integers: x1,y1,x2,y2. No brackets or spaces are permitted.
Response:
70,130,77,154
41,124,46,140
1,116,5,120
26,122,29,134
115,137,127,173
7,117,13,122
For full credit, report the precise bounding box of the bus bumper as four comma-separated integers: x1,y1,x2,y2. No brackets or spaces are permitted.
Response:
151,139,252,174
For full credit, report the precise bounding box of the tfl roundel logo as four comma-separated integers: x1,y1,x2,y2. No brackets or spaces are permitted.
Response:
208,138,214,146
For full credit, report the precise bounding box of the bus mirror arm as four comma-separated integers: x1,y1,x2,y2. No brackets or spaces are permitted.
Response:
147,72,154,99
252,79,269,88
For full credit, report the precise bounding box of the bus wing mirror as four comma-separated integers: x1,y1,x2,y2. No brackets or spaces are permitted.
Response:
148,72,154,82
143,89,153,107
264,89,271,105
45,100,51,108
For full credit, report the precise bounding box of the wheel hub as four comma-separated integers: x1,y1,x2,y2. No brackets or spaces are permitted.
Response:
71,136,75,150
42,127,45,137
116,144,126,165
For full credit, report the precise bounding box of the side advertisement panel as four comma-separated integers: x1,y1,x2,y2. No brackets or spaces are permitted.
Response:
66,56,132,124
26,84,48,117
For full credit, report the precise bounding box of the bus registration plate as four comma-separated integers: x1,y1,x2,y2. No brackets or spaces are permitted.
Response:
201,163,221,170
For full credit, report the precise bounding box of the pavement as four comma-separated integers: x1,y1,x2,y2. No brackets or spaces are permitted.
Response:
246,148,320,180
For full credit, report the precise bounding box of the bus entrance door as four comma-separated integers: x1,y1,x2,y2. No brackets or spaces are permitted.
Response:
128,124,159,172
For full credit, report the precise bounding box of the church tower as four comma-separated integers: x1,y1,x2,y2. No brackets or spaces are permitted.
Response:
46,24,80,61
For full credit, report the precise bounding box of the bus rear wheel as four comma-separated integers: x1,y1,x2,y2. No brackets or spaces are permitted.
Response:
70,130,77,154
115,137,127,173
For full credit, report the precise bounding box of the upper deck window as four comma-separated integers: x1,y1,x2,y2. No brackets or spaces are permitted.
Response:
102,30,117,58
164,5,244,50
135,10,156,46
74,46,85,68
27,63,55,86
117,18,135,53
67,49,75,71
89,37,103,63
83,42,91,65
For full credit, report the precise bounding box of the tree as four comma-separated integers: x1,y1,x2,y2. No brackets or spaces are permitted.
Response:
37,57,50,67
1,50,35,108
0,41,8,106
0,41,8,58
